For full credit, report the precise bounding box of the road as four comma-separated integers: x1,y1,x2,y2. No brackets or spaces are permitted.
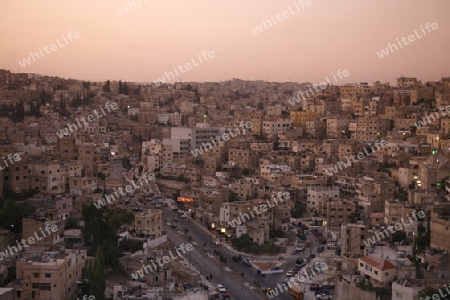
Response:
161,208,262,300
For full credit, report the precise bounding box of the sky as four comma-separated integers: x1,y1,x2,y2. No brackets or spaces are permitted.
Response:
1,0,449,85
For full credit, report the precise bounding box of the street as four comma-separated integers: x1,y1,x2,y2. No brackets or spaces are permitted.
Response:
160,204,324,300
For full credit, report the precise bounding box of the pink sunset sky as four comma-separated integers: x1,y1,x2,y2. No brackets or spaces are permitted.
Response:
1,0,449,85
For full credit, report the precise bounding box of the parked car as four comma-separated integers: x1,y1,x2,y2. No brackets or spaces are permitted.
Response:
309,254,316,259
183,226,189,232
286,271,294,277
173,217,179,222
232,255,242,262
242,258,252,267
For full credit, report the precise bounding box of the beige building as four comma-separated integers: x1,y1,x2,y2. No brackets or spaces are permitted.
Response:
290,111,316,128
318,199,356,227
29,160,65,195
397,76,418,88
134,210,163,239
341,222,367,256
22,218,63,247
219,201,253,227
430,205,450,251
358,256,397,287
15,250,88,300
307,186,340,212
3,155,29,194
228,147,258,169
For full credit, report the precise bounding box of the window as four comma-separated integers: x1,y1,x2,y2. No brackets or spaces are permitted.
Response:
33,273,39,278
45,273,51,278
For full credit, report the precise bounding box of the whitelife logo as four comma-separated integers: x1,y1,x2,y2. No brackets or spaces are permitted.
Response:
0,224,59,261
325,140,387,176
56,102,119,139
288,69,350,106
93,172,156,209
131,243,194,279
0,153,21,171
227,192,290,228
116,0,150,16
266,261,328,298
376,22,438,58
363,210,425,248
414,105,450,129
153,51,215,86
251,0,313,35
190,121,253,157
18,31,81,68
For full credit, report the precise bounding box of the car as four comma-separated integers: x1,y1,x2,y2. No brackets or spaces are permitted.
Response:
217,284,226,292
155,204,161,208
213,240,221,246
316,293,331,299
293,266,301,272
173,217,179,222
309,254,316,259
183,226,189,232
286,271,294,277
296,259,308,267
315,289,330,296
242,259,252,267
310,283,320,291
232,255,242,262
291,250,298,255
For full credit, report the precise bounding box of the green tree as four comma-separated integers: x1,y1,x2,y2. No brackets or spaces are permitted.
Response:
102,80,111,93
228,191,239,202
0,201,35,233
91,248,106,300
392,230,407,243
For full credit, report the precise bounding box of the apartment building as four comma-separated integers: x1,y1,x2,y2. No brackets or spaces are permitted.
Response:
56,137,77,161
327,118,350,139
356,117,391,143
15,250,87,300
29,160,65,195
307,186,340,212
340,222,367,256
22,218,63,247
134,210,163,239
262,118,292,139
3,154,29,194
430,205,450,251
228,147,258,169
397,76,418,88
77,143,96,176
290,111,316,128
318,199,356,227
219,201,253,227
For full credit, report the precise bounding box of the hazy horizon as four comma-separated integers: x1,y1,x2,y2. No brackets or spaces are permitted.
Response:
1,0,449,84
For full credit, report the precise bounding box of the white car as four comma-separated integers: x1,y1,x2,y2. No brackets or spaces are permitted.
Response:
217,284,226,292
286,271,294,277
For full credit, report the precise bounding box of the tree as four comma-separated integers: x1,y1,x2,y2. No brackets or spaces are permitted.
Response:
392,230,407,243
102,80,111,93
82,81,91,90
228,191,239,202
91,248,106,300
